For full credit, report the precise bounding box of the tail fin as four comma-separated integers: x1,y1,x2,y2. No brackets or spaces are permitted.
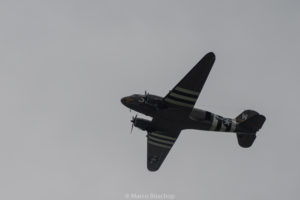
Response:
235,110,266,148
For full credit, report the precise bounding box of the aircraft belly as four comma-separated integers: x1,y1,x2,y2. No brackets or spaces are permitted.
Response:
156,108,190,121
181,117,211,130
153,110,209,131
154,108,237,133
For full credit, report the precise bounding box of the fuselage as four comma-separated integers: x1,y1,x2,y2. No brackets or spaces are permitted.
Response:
121,94,237,133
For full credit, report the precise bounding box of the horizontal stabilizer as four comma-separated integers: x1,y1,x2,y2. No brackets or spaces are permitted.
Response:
236,110,266,148
237,114,266,133
236,132,256,148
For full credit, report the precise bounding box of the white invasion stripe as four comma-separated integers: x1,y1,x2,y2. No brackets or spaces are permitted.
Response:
165,98,194,108
169,92,197,102
148,141,171,149
148,136,174,145
230,120,237,132
209,115,218,131
220,123,227,132
175,87,200,96
151,132,177,141
214,120,220,131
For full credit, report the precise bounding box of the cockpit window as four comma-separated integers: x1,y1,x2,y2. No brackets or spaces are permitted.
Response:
138,97,145,103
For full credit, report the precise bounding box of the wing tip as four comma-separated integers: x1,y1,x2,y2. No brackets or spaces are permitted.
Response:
147,165,159,172
206,52,215,60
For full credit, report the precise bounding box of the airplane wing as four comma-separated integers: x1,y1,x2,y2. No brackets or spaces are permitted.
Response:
147,130,180,171
164,52,215,111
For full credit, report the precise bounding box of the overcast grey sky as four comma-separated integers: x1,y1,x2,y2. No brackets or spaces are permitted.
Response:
0,0,299,200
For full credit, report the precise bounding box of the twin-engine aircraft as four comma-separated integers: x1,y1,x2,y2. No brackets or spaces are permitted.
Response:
121,52,266,171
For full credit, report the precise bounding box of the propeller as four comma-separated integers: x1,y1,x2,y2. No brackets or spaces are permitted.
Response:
144,90,149,102
130,114,138,133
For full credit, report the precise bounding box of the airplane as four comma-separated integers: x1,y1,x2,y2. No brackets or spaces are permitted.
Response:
121,52,266,171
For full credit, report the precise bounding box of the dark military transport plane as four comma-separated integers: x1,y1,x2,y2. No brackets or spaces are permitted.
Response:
121,52,266,171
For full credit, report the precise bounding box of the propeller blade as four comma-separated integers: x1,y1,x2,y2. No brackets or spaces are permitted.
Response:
130,114,138,134
144,90,148,101
130,123,134,133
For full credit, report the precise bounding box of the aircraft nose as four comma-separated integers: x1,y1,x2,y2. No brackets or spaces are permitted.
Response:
121,97,126,105
121,96,134,107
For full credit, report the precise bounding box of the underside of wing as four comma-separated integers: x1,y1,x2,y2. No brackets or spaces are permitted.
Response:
164,52,215,111
147,130,180,171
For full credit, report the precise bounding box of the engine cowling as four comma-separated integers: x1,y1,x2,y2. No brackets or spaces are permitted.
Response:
133,118,152,131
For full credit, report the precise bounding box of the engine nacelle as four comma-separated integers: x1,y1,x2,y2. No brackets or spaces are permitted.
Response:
133,118,152,131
